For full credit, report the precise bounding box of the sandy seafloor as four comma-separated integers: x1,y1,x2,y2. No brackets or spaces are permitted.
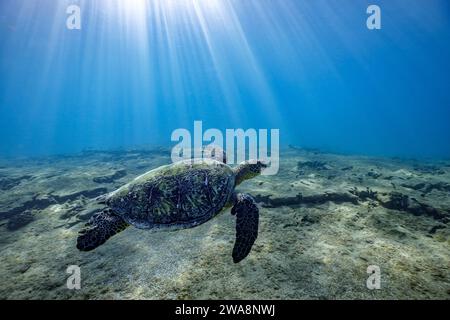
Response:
0,146,449,299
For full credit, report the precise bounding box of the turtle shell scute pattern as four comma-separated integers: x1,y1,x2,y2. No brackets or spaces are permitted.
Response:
108,161,234,228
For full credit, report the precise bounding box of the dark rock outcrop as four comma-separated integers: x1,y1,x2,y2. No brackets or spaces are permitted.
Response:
297,160,330,171
379,192,447,221
401,182,450,195
255,192,359,208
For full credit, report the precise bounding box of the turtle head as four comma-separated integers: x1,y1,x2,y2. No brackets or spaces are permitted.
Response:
234,160,268,186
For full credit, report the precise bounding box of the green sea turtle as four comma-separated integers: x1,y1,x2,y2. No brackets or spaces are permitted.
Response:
76,155,266,263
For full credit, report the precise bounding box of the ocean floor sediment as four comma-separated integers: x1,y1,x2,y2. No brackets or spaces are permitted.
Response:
0,147,449,299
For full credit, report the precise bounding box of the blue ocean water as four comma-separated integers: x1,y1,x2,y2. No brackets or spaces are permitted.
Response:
0,0,449,158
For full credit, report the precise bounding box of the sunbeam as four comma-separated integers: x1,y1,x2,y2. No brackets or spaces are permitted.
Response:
1,0,450,156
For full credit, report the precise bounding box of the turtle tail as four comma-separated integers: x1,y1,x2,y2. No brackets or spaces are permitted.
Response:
77,209,129,251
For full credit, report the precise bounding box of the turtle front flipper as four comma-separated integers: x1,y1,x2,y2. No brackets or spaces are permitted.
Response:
77,210,129,251
231,193,259,263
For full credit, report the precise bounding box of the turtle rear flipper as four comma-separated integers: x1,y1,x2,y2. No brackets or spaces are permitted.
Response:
231,193,259,263
77,210,129,251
